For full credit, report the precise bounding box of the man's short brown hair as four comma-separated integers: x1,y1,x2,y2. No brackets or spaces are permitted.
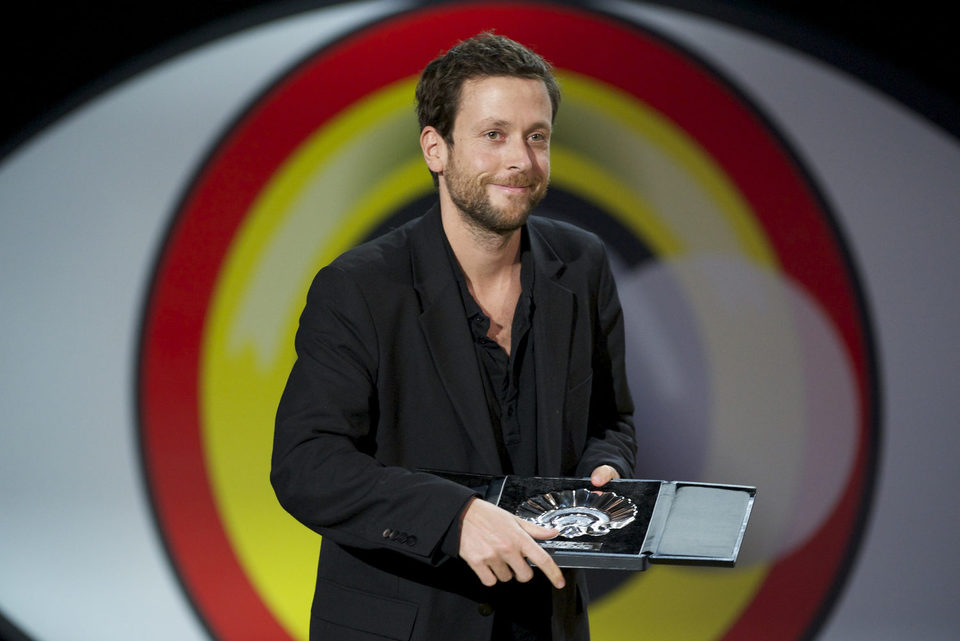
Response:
415,32,561,144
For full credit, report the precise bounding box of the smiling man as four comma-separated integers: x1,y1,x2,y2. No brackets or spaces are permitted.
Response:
272,33,636,641
426,75,550,235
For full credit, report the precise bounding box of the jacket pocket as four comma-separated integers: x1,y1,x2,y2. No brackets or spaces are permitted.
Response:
312,578,418,640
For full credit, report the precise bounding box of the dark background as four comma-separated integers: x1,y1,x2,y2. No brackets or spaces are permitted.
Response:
2,0,957,154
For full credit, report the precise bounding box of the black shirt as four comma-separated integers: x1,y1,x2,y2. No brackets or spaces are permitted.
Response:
444,227,551,641
446,228,538,476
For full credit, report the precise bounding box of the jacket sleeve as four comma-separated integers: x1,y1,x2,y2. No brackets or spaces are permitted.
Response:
574,245,637,480
270,265,476,563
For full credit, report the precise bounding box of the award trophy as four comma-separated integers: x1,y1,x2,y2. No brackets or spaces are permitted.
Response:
431,472,755,570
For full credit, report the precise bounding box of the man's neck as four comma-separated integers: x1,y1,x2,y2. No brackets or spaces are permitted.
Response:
439,201,522,288
440,200,524,354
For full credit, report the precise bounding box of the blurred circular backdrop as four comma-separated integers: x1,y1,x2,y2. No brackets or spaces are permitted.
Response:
139,3,878,640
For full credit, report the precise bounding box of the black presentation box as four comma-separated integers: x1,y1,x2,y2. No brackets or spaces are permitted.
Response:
430,472,756,571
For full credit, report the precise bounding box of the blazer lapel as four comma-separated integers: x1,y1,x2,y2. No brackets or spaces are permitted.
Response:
530,223,573,476
409,207,503,473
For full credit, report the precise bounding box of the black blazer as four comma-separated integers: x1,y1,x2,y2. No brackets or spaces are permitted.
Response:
272,205,636,641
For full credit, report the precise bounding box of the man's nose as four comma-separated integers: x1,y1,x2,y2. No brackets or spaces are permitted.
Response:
504,137,534,171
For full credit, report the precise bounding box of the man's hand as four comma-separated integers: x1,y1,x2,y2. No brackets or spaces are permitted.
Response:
458,497,566,589
590,464,620,487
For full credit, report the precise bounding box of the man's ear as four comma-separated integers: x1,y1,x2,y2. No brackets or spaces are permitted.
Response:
420,126,446,175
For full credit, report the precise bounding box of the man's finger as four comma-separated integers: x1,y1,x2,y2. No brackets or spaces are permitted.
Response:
523,541,565,589
590,464,620,487
472,563,498,587
511,558,535,583
490,560,514,583
516,517,559,540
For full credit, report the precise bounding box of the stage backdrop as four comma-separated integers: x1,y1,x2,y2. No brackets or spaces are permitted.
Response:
1,2,957,641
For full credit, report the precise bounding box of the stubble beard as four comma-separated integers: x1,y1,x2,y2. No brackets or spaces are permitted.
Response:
445,154,547,237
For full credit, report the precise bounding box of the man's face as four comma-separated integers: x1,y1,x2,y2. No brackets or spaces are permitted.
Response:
441,75,552,234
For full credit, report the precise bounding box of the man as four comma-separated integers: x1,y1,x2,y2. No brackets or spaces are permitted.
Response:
272,33,636,640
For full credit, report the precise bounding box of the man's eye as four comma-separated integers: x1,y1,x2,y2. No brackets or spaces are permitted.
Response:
485,131,501,139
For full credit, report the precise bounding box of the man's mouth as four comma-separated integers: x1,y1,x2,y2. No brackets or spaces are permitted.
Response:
488,178,536,192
